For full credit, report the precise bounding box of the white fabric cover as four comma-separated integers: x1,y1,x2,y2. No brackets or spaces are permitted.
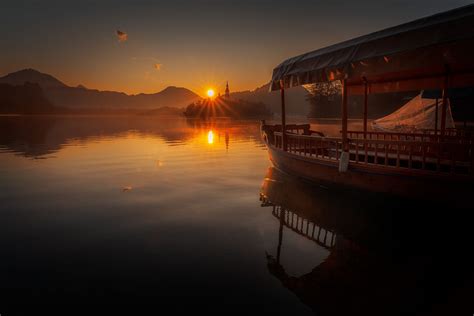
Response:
372,93,455,132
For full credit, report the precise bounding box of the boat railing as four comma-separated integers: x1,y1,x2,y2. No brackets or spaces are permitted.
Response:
271,131,473,175
347,130,474,143
260,196,336,249
348,137,472,174
420,128,473,137
274,132,343,161
263,123,311,134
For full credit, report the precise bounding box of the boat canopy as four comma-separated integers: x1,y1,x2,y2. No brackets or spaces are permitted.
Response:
270,4,474,94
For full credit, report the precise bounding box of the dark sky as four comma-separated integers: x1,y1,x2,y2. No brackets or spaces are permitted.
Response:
1,0,472,95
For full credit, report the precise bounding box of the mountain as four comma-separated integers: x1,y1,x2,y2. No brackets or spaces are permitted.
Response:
0,69,309,115
0,69,201,111
132,86,201,109
230,83,311,116
0,68,67,89
0,82,57,114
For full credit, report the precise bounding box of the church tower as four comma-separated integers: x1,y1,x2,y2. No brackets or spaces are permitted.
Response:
225,81,230,98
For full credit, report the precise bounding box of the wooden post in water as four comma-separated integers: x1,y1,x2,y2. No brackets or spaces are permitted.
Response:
363,78,368,139
280,80,287,151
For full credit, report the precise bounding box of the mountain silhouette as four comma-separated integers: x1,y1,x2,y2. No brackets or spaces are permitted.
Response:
0,69,201,111
0,69,310,115
0,69,67,89
132,86,201,109
0,82,57,114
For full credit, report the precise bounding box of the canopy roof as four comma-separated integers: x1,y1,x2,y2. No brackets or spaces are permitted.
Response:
270,4,474,93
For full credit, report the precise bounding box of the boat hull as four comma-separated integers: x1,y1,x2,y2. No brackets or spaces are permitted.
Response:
266,144,473,206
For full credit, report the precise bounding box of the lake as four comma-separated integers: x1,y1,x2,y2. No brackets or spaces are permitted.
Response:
0,116,472,314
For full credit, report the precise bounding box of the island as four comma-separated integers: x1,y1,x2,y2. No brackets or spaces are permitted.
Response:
183,82,273,119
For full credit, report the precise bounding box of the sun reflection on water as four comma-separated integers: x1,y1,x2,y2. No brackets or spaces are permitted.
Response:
207,130,214,144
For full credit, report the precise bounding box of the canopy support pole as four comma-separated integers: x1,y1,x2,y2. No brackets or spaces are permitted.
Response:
339,79,349,172
280,80,287,151
440,74,449,138
342,79,348,150
434,98,439,135
363,79,368,139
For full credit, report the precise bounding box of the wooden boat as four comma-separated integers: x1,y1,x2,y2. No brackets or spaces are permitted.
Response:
260,167,474,315
261,5,474,204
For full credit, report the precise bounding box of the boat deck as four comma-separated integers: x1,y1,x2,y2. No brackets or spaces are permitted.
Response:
263,124,474,176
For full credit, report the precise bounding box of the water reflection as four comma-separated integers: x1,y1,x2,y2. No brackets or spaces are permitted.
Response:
260,167,473,315
207,130,214,144
3,115,305,314
1,115,471,314
0,116,262,158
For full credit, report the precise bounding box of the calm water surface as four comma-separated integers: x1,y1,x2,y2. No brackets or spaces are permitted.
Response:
0,116,472,314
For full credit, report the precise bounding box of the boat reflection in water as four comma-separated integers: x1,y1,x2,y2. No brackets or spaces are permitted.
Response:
260,167,473,315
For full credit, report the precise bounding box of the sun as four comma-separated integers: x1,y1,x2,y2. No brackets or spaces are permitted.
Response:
207,89,215,98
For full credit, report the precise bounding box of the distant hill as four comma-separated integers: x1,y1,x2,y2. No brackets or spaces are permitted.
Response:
132,86,201,109
230,83,311,116
0,69,201,111
0,69,311,116
0,68,67,89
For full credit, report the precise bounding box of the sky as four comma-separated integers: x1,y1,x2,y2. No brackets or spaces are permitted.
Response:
1,0,473,96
